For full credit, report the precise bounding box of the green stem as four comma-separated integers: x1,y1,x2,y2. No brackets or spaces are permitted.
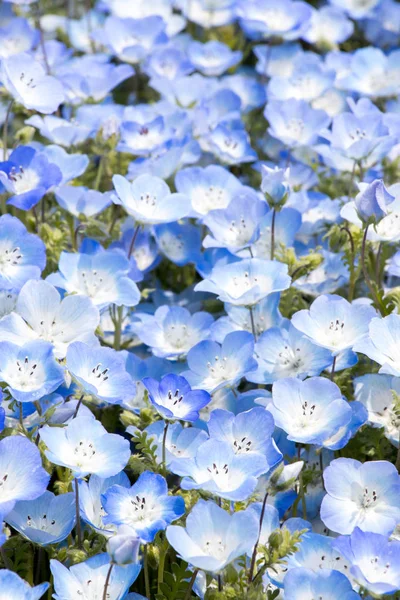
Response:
162,421,170,476
248,306,257,341
143,545,150,599
330,356,337,381
102,563,113,600
340,226,355,302
73,394,85,419
270,208,276,260
396,431,400,472
157,542,168,595
183,569,199,600
128,224,141,258
3,99,14,161
75,479,82,548
94,155,106,191
361,225,387,316
113,305,124,350
248,490,268,583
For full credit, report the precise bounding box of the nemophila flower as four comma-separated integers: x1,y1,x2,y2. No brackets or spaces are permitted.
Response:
354,179,395,223
321,400,367,452
0,570,48,600
354,374,400,446
112,173,191,225
175,165,243,218
248,324,333,384
171,438,268,501
329,0,379,19
25,115,91,147
0,340,64,403
79,471,131,537
187,40,242,76
207,408,282,470
183,331,257,393
302,6,354,45
154,221,202,266
237,0,312,40
195,258,291,306
131,305,213,359
5,490,75,546
94,15,167,64
340,47,400,98
143,374,211,422
0,18,38,59
55,185,112,218
47,244,140,309
0,435,50,515
118,114,169,157
144,46,194,80
207,124,257,165
203,191,268,254
102,471,185,543
261,165,290,206
0,146,62,211
267,377,352,445
40,145,89,187
166,500,259,572
0,279,99,359
268,62,335,103
293,249,349,297
211,293,285,342
251,206,302,259
292,294,376,356
265,99,330,148
353,314,400,376
66,342,135,405
50,553,140,600
141,421,209,467
0,52,64,114
333,528,400,596
283,568,360,600
321,458,400,535
0,215,45,291
40,416,131,478
107,525,140,566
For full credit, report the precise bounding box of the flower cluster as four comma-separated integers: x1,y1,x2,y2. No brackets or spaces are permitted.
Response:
0,0,400,599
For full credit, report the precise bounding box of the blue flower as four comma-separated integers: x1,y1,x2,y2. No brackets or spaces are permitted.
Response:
171,438,268,501
353,314,400,376
333,528,400,596
321,458,400,535
302,6,354,45
354,374,400,446
47,243,140,309
195,258,291,306
237,0,312,40
79,471,131,537
0,279,99,359
166,499,259,572
283,567,360,600
261,165,290,206
55,185,112,218
292,294,375,356
207,407,282,470
50,553,140,600
0,436,50,515
5,490,75,546
0,340,64,403
102,471,185,543
107,526,140,565
0,52,64,113
140,421,208,468
40,415,131,478
265,99,330,148
144,374,211,422
248,324,333,384
187,40,242,76
24,116,90,147
0,570,48,599
112,173,191,225
0,146,62,210
267,377,352,445
0,17,38,59
0,215,45,291
207,124,257,165
154,221,202,266
175,165,243,218
183,331,257,393
66,342,136,405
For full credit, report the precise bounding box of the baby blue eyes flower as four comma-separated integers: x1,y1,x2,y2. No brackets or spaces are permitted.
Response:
143,374,211,422
102,471,185,543
66,342,136,405
0,436,50,515
261,165,291,206
50,553,140,600
321,458,400,535
106,526,140,566
354,179,395,223
353,314,400,376
112,173,191,225
40,415,131,478
187,40,242,77
0,570,48,599
268,377,352,445
166,499,259,572
55,185,112,218
265,99,330,148
0,215,45,291
183,331,257,393
283,567,361,600
0,339,64,403
333,528,400,596
0,279,100,359
194,258,291,306
0,52,64,114
5,490,75,546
